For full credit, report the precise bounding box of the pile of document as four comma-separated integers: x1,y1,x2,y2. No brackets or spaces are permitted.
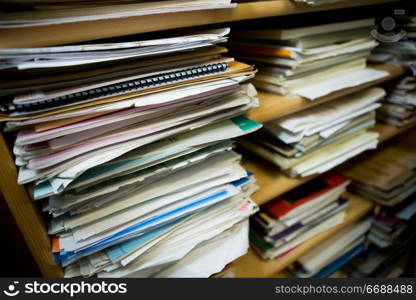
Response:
288,219,371,278
239,88,383,177
341,138,416,277
344,140,416,207
368,198,416,250
342,198,416,278
229,18,389,100
0,29,263,277
0,0,235,28
377,76,416,126
344,247,408,278
249,173,350,260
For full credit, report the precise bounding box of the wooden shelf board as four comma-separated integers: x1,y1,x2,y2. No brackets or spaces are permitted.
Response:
0,0,399,48
0,134,63,277
244,120,416,206
243,156,316,206
248,64,408,124
233,192,374,278
371,119,416,143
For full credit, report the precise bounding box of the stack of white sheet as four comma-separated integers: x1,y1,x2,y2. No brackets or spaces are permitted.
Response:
229,18,389,99
1,28,262,277
240,88,384,177
0,0,235,28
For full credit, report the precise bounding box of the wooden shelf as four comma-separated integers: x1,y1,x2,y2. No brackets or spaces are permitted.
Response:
0,134,63,277
244,120,416,206
0,0,404,278
248,64,408,124
371,119,416,143
0,0,399,48
233,192,374,278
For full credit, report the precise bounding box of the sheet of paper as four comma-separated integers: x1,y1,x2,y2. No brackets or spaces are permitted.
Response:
154,220,249,278
292,68,389,100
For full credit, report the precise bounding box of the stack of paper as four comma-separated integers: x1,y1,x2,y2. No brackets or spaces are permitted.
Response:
377,76,416,126
0,0,235,28
1,28,263,277
344,140,416,206
239,88,383,177
341,137,416,278
288,219,371,278
249,173,350,260
343,198,416,278
229,18,389,99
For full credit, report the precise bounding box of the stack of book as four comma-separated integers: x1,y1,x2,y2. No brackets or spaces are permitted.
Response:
250,173,350,260
239,88,383,177
342,198,416,278
0,29,263,277
288,219,371,278
344,140,416,206
377,76,416,126
229,18,388,100
341,135,416,278
368,199,416,250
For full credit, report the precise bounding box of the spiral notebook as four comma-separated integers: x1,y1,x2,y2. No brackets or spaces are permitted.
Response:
2,61,229,114
0,60,254,121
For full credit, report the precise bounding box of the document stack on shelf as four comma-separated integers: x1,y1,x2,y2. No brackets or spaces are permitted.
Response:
377,76,416,126
287,219,371,278
239,88,383,177
249,173,350,260
229,18,389,99
342,200,416,278
343,138,416,207
0,0,235,28
340,138,416,277
0,28,263,278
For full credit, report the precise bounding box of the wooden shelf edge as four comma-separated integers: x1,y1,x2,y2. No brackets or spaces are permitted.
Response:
372,119,416,143
244,119,416,206
0,0,399,48
233,192,374,278
0,133,63,277
248,64,408,124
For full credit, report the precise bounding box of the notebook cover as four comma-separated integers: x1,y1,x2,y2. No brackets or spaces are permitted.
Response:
263,172,349,219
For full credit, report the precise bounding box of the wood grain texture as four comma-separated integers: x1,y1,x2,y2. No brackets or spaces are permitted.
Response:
0,0,399,48
0,132,63,277
234,193,374,278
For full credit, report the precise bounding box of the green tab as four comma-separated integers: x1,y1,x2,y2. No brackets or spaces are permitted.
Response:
230,115,261,131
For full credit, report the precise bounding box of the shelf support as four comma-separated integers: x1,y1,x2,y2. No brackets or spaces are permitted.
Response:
0,132,63,277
